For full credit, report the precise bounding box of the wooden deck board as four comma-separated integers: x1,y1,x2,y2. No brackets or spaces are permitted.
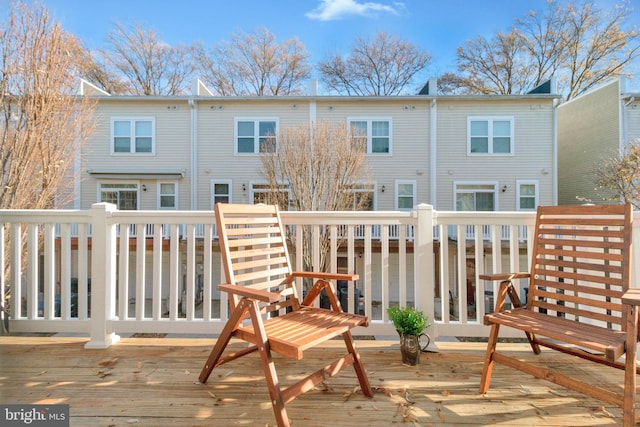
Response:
0,336,630,426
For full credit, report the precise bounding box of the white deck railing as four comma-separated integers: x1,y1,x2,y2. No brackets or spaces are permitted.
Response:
2,203,639,349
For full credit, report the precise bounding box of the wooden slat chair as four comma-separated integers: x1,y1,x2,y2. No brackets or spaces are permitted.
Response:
479,203,640,426
199,203,373,427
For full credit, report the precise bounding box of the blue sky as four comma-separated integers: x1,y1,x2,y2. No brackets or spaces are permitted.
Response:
27,0,640,80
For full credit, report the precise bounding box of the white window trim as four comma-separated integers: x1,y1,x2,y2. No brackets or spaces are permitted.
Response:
347,117,393,155
395,180,416,210
211,179,233,206
157,181,178,210
454,181,499,211
249,181,291,209
110,117,156,155
516,180,539,210
234,117,279,155
467,116,514,156
97,181,139,210
347,181,377,210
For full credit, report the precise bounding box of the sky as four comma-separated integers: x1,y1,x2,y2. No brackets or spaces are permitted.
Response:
14,0,640,84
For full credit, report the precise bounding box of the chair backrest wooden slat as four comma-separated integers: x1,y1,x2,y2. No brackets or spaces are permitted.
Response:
527,204,632,329
215,203,296,312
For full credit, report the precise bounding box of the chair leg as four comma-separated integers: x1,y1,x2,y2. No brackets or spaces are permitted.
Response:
623,305,638,427
246,300,290,427
199,299,249,383
342,331,373,397
479,324,500,394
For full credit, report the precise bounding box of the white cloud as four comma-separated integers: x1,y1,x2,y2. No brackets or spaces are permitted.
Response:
306,0,403,21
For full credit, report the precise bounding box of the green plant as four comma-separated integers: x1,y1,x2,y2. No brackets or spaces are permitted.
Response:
387,306,429,336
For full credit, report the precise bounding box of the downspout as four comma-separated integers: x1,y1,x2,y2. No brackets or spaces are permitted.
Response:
552,98,559,205
429,98,437,207
189,98,197,210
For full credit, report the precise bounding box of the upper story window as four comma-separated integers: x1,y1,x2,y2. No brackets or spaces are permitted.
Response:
517,180,538,210
348,118,391,154
395,181,416,210
235,118,278,154
468,117,513,155
158,182,177,209
112,117,155,154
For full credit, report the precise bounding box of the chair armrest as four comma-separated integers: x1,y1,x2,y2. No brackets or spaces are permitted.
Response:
622,289,640,306
218,284,281,303
292,271,359,281
479,272,530,281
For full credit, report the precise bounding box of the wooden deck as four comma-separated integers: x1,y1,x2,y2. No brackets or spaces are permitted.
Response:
1,335,632,426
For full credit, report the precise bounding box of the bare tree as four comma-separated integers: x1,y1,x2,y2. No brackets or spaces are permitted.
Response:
0,1,96,210
101,22,197,96
456,28,535,95
318,32,431,96
261,121,371,273
593,139,640,210
75,45,130,95
195,27,311,96
559,1,640,99
455,1,640,99
435,72,474,95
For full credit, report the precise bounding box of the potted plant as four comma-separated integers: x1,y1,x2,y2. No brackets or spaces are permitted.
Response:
387,306,430,365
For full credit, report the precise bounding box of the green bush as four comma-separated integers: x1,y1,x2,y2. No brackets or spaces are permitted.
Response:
387,306,429,335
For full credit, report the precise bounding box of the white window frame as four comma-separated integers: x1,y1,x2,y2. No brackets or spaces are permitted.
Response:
395,180,416,210
234,117,279,155
454,181,498,211
250,182,291,210
97,181,139,210
211,179,232,206
111,117,156,155
345,182,376,210
516,180,538,210
157,181,178,209
347,117,392,155
467,116,514,155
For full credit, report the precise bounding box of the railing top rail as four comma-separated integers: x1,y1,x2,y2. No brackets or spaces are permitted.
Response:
283,210,416,225
435,210,537,226
0,209,92,224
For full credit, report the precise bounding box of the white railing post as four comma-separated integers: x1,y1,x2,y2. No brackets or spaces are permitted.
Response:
414,204,436,341
85,203,120,349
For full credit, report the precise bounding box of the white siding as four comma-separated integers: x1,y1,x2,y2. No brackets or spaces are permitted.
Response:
81,100,192,210
436,98,555,210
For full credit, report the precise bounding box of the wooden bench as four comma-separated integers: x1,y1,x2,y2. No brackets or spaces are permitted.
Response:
198,203,372,427
479,204,639,426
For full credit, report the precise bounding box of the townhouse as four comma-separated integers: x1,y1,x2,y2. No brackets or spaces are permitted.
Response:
79,78,560,214
76,78,560,315
557,77,640,205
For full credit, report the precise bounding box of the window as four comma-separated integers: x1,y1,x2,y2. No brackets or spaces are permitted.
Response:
468,117,513,155
455,183,496,211
111,118,154,154
158,182,177,209
517,181,538,210
251,183,290,211
236,118,277,154
212,180,231,205
345,184,375,211
99,183,138,210
395,181,416,210
348,118,391,154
